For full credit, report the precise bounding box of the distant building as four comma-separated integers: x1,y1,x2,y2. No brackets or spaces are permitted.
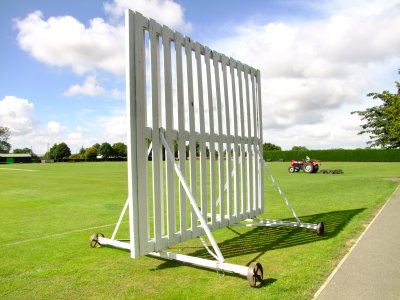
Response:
0,153,32,164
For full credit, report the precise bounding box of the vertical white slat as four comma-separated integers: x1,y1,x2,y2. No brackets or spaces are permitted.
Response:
236,62,246,219
125,9,264,257
221,55,232,223
149,19,164,251
244,65,254,217
256,69,264,214
213,51,226,227
162,25,178,246
125,9,140,258
134,13,152,255
195,43,207,225
174,32,190,241
185,37,200,237
229,58,239,222
205,47,217,229
250,68,259,217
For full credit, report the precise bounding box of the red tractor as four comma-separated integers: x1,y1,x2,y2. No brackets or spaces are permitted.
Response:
288,156,319,173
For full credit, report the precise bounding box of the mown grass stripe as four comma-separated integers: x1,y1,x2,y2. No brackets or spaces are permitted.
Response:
1,222,127,248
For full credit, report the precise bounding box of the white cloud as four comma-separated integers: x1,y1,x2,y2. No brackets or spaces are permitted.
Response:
215,4,400,78
14,0,191,77
97,111,127,143
211,1,400,148
0,96,66,154
111,88,124,99
104,115,127,142
64,75,105,97
104,0,192,32
15,11,125,75
0,96,127,154
318,0,400,17
0,96,36,136
46,121,66,134
11,0,400,150
267,114,369,150
66,126,97,151
67,129,84,141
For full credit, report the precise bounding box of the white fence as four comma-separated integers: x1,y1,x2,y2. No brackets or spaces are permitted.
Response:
92,9,323,287
125,11,263,258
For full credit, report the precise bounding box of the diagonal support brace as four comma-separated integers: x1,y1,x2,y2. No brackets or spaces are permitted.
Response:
159,128,225,263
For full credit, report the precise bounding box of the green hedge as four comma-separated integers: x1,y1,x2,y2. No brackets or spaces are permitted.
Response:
264,149,400,162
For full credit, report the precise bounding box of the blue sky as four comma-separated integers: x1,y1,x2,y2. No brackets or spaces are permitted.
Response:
1,0,400,154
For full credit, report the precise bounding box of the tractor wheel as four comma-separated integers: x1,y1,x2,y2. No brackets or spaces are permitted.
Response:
313,164,319,173
288,166,295,173
303,162,314,173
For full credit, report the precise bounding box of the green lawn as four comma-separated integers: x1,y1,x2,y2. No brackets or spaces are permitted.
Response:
0,161,399,299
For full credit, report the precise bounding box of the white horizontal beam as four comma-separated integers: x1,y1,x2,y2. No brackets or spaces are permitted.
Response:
240,219,317,229
149,251,249,276
98,237,131,250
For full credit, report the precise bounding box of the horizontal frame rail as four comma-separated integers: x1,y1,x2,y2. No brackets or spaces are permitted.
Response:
149,251,249,276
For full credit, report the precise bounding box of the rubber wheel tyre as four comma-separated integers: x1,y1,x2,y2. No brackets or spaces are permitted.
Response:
303,162,314,173
247,262,263,287
316,222,324,235
313,164,319,173
89,233,104,248
288,166,295,173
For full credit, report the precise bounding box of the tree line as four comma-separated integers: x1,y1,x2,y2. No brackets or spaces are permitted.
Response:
46,142,128,161
0,136,127,161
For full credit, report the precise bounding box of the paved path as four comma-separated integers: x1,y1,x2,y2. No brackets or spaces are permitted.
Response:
315,183,400,300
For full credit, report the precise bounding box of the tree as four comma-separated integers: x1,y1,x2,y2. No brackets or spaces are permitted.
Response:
351,74,400,149
0,126,11,153
13,147,32,154
79,146,86,156
56,142,71,159
48,142,71,160
99,142,114,159
48,143,58,159
263,143,282,151
196,142,200,157
92,143,100,151
12,147,39,162
112,142,127,158
70,153,83,159
291,146,309,151
85,147,98,160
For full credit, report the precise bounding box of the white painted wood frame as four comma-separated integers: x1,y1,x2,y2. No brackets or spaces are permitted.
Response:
124,10,263,258
94,10,323,286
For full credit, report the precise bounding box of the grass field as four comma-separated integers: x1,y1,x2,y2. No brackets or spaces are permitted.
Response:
0,161,399,299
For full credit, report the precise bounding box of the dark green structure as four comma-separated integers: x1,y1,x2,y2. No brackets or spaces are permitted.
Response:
0,154,32,164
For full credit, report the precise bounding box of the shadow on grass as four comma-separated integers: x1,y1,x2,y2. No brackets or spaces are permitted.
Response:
152,208,365,273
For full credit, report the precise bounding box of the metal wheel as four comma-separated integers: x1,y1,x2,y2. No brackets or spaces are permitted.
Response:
89,233,104,248
316,222,324,235
303,162,314,173
247,262,263,287
288,166,295,173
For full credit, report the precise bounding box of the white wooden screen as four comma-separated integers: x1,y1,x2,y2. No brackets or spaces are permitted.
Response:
126,10,263,258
